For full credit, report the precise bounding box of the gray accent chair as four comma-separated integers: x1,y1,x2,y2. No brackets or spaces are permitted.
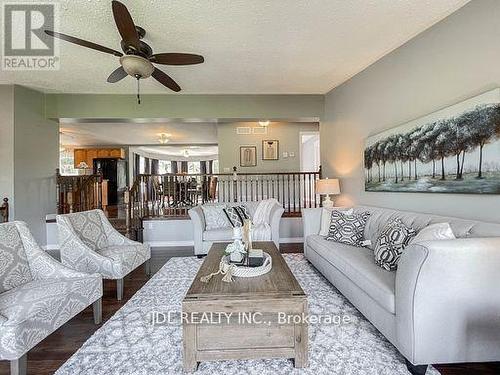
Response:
189,201,284,255
0,221,102,375
57,209,151,300
303,205,500,374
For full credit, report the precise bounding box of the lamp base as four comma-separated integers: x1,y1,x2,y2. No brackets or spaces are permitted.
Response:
322,195,334,208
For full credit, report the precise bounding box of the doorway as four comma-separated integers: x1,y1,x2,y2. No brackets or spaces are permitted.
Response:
300,132,320,172
93,158,119,205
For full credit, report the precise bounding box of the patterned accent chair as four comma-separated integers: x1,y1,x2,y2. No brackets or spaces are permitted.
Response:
0,221,102,375
57,209,151,300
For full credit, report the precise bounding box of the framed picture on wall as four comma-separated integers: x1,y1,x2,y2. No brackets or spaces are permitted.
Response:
364,88,500,194
240,146,257,167
262,140,279,160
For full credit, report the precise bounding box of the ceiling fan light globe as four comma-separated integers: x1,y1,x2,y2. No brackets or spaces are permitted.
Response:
119,55,154,79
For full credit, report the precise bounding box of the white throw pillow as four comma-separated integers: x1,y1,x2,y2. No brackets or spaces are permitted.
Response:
201,204,231,230
319,207,353,236
410,222,456,244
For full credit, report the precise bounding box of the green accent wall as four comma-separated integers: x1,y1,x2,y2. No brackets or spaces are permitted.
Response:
0,86,14,213
14,86,59,243
45,94,324,120
218,121,319,173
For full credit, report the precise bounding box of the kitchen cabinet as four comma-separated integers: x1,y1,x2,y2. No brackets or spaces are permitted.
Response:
74,148,125,169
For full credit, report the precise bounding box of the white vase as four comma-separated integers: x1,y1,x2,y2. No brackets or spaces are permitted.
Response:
232,226,242,240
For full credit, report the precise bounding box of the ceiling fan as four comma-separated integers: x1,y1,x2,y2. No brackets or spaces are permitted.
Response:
44,0,204,102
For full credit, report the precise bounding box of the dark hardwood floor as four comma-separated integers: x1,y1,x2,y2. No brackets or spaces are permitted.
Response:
1,244,499,375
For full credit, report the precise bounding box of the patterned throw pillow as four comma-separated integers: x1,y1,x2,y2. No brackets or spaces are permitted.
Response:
201,204,231,230
0,223,33,293
223,205,250,227
374,219,417,271
319,207,353,236
326,210,371,246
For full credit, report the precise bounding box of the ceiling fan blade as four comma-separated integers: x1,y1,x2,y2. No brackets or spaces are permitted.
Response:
44,30,122,57
107,66,128,83
151,68,181,92
150,53,204,65
112,0,140,51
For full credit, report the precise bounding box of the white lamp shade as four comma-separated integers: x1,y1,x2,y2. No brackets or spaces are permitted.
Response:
316,178,340,195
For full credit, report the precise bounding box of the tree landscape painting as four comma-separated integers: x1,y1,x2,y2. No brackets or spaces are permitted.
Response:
364,88,500,194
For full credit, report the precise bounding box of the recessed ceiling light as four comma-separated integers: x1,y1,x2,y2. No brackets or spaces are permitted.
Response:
259,120,270,127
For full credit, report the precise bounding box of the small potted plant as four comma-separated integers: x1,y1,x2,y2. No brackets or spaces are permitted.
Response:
225,239,246,263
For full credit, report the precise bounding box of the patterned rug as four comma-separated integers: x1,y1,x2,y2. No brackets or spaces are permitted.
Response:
55,254,438,374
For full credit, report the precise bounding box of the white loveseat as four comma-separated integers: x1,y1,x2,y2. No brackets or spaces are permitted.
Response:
303,205,500,374
189,201,284,255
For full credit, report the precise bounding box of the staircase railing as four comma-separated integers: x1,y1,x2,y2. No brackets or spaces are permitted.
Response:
56,169,106,214
125,176,144,240
0,198,9,223
125,167,322,237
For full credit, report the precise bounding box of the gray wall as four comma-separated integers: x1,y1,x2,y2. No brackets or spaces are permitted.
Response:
218,122,319,173
321,0,500,223
0,86,14,216
13,86,59,243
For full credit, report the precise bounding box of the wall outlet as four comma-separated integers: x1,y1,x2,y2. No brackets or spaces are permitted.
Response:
289,152,295,157
282,152,288,158
223,167,230,172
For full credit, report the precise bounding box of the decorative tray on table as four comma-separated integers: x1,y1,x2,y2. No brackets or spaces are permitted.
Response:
221,251,272,278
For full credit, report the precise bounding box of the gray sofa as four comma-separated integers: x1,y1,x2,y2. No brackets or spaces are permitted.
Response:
189,201,284,255
303,205,500,374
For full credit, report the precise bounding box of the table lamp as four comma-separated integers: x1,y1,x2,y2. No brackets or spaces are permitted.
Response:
316,178,340,208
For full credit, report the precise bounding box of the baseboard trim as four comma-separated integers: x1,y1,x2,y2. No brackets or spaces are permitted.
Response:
145,240,195,248
280,237,304,243
45,239,304,250
146,238,303,248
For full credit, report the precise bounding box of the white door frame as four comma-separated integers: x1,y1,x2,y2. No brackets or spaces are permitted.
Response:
299,131,320,172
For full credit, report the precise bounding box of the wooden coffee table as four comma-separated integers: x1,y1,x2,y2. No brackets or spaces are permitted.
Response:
182,241,308,371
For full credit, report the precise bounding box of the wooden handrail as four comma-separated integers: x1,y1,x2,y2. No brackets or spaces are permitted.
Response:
0,198,9,223
56,169,104,214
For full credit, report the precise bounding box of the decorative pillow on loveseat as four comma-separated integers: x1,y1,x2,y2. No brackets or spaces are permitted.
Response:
325,210,370,246
223,205,250,227
201,204,231,230
374,218,417,271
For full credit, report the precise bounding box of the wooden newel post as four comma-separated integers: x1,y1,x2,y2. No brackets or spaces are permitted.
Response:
124,188,131,239
1,198,9,223
56,169,61,214
232,166,238,202
67,191,74,214
97,174,103,210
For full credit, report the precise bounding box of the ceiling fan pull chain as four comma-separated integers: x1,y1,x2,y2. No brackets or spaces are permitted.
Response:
136,76,141,104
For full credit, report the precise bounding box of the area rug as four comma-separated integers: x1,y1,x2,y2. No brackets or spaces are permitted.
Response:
55,254,438,375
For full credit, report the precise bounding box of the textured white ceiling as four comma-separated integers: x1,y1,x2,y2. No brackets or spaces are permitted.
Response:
60,121,218,146
0,0,470,94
